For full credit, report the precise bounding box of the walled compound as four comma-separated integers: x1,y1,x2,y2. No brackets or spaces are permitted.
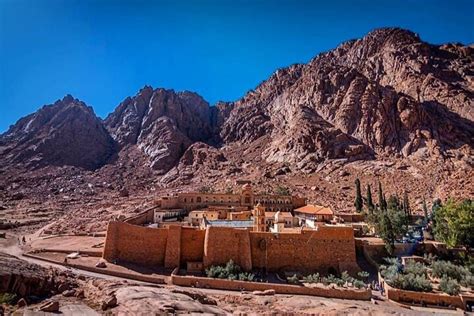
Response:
102,184,360,275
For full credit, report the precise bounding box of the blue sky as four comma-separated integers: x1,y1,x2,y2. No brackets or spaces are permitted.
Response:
0,0,472,132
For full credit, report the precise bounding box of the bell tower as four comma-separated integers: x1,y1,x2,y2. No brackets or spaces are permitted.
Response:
253,203,266,232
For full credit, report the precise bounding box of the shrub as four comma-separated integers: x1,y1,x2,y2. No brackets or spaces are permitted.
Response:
431,261,469,281
287,274,300,284
460,275,474,290
380,258,402,280
403,261,427,276
238,272,255,282
205,260,255,281
0,292,18,305
439,276,461,295
303,273,320,283
357,271,370,281
388,273,432,292
353,279,366,289
321,274,340,286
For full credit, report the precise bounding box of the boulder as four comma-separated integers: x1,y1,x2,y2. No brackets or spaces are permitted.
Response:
39,301,59,313
95,260,107,268
101,295,117,310
17,298,27,307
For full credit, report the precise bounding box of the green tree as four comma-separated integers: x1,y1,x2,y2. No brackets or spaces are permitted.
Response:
422,199,429,224
403,191,410,216
366,184,374,213
433,199,474,248
275,185,290,196
378,181,387,211
354,178,363,213
378,212,396,254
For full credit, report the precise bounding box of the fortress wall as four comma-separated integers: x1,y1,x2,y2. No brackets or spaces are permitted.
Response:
203,227,252,271
124,207,155,225
103,221,168,266
180,227,205,266
103,222,359,274
249,226,357,273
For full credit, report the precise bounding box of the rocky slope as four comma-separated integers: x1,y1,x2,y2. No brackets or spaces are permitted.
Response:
220,28,473,173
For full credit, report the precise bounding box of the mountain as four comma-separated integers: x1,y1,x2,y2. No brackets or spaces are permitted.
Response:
0,27,472,211
104,86,231,174
220,28,473,172
0,95,116,170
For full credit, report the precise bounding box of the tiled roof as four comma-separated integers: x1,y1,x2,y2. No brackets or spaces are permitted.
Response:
294,204,333,216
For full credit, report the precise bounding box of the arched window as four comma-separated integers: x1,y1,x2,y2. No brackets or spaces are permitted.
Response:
197,197,202,203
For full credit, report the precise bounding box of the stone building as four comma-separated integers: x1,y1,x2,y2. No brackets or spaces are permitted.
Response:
157,184,306,214
294,204,334,228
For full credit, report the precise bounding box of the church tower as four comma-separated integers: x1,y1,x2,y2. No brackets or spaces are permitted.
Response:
253,203,266,232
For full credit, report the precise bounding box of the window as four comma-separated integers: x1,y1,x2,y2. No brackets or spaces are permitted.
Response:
244,197,250,204
197,197,201,203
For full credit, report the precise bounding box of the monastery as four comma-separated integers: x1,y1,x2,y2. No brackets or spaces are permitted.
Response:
102,184,360,275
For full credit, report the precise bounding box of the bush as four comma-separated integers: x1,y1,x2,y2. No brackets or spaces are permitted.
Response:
388,273,432,292
439,276,461,295
380,258,402,280
303,273,320,284
460,274,474,290
205,260,255,281
274,186,290,196
238,272,255,282
357,271,370,281
403,261,427,276
353,279,366,289
431,261,470,281
287,274,300,284
0,292,18,305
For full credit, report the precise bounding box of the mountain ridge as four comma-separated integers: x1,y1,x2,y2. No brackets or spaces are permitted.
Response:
0,27,472,205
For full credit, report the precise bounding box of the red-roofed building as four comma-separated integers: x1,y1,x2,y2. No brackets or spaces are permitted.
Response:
294,204,334,227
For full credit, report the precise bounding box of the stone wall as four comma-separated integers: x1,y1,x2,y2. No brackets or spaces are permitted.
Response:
103,222,359,274
171,269,371,300
180,227,205,265
103,221,168,266
124,207,155,225
383,279,466,310
249,226,358,273
203,226,252,271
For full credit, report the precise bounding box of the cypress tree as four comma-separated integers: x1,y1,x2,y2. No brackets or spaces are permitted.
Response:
422,199,429,224
367,184,374,212
403,191,410,216
378,181,387,211
354,178,363,213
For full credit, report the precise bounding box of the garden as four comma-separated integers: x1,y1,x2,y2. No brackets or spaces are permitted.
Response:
380,256,474,296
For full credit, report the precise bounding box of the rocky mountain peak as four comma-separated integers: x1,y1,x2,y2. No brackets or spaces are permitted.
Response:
0,96,115,170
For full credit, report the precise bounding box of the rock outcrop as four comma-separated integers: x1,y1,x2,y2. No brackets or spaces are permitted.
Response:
105,87,219,173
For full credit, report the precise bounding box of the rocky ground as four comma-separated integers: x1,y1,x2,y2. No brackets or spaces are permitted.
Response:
0,247,446,316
